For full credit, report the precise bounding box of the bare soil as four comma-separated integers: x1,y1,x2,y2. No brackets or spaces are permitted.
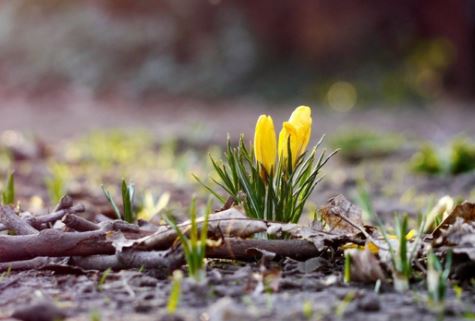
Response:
0,93,475,321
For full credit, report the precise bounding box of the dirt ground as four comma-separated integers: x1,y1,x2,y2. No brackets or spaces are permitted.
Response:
0,93,475,321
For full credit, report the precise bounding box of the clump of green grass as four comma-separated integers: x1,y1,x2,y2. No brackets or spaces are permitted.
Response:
330,130,404,162
1,171,15,205
65,130,153,168
102,179,136,223
165,197,210,283
410,137,475,175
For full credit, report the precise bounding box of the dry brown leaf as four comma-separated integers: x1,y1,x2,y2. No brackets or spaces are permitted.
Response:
346,247,386,283
432,202,475,238
117,207,357,256
122,207,268,251
319,194,365,234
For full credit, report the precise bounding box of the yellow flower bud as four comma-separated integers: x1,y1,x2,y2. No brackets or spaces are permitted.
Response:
254,115,277,177
278,106,312,168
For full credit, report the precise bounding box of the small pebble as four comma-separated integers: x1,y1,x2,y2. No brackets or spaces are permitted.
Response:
11,301,66,321
159,314,185,321
358,293,380,312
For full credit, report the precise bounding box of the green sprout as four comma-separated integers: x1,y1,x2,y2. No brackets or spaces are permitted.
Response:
2,171,15,205
344,252,351,284
89,310,102,321
335,291,356,318
166,270,183,314
165,197,210,283
102,179,136,223
391,214,412,292
137,191,170,221
0,265,12,282
427,250,452,304
410,138,475,175
45,163,70,204
355,185,426,292
97,268,112,291
302,300,313,319
196,136,335,223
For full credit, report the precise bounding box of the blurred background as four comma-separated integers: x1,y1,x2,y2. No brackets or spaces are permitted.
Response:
0,0,474,220
0,0,473,104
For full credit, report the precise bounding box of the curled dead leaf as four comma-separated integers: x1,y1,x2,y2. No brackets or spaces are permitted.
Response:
345,246,386,283
319,194,365,234
432,201,475,238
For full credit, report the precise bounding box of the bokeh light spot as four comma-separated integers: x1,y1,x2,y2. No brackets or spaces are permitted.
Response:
327,81,357,112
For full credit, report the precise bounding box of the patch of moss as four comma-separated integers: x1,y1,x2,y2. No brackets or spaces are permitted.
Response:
410,138,475,175
330,130,404,162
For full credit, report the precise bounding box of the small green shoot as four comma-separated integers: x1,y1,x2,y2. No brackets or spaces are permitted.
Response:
45,163,70,204
167,270,183,314
137,191,170,221
302,300,313,319
392,214,412,292
121,179,135,223
89,310,102,321
374,279,381,294
102,186,121,220
427,250,452,304
2,171,15,205
97,268,112,291
344,252,351,284
0,265,12,282
102,179,136,223
355,184,427,292
354,184,375,224
335,291,355,318
453,283,463,301
164,197,210,282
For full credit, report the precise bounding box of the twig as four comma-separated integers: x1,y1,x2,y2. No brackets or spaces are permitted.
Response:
104,220,141,234
28,204,86,229
0,229,114,262
69,250,183,272
0,206,38,235
63,214,100,231
53,195,74,212
206,238,322,261
0,257,56,271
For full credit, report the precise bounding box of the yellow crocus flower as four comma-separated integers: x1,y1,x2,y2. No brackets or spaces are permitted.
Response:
278,106,312,168
254,115,277,178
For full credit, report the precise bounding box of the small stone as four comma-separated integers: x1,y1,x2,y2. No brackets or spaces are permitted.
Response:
209,297,252,321
357,293,380,312
159,314,185,321
11,301,66,321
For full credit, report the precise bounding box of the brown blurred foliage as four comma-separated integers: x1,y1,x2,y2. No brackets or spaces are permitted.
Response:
0,0,472,100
